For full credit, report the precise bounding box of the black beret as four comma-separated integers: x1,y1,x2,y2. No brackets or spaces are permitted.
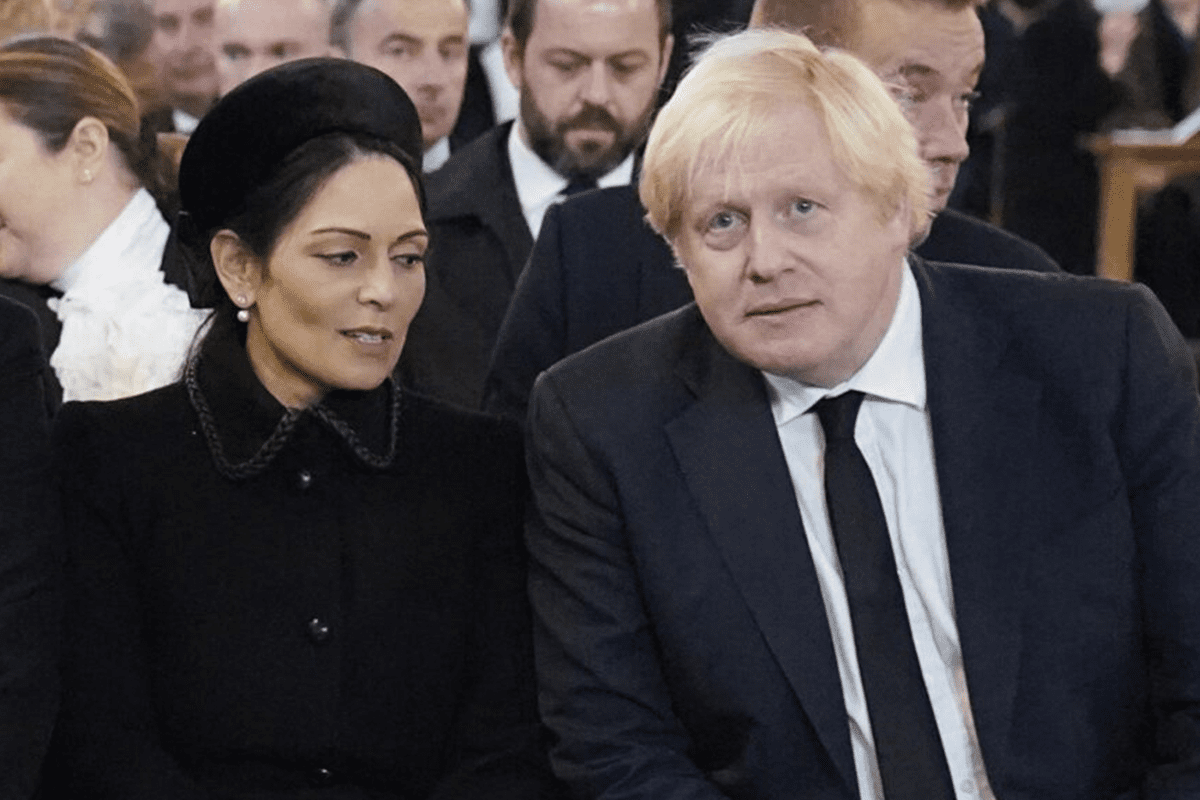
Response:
179,57,423,234
166,57,424,307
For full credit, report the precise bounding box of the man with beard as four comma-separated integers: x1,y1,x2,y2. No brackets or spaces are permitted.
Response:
398,0,672,409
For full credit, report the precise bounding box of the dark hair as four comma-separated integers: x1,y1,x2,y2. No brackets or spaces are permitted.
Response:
330,0,472,54
199,130,425,342
0,36,174,209
505,0,672,53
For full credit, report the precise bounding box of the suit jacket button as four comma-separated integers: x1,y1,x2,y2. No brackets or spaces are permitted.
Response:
297,470,313,490
310,767,335,786
307,617,331,644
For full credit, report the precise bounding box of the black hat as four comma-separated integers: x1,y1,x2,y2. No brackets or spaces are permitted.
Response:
165,58,424,308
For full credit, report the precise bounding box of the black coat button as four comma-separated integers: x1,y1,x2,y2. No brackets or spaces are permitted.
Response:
297,470,313,490
310,766,335,785
307,617,331,644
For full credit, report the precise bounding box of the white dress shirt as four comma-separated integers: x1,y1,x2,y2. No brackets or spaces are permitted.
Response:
506,122,634,238
423,137,451,173
763,264,997,800
49,188,209,402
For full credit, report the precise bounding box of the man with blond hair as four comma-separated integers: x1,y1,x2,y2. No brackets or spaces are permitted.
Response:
526,26,1200,800
484,0,1057,422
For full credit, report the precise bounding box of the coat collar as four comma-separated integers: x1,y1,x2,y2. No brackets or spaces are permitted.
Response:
664,257,1045,790
425,121,533,285
186,320,398,480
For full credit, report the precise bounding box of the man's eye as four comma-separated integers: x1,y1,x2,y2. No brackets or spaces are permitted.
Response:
707,211,741,231
550,59,584,75
222,44,250,61
790,199,817,216
958,90,982,111
157,16,180,34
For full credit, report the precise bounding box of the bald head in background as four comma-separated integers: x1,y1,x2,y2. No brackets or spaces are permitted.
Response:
214,0,333,94
751,0,984,212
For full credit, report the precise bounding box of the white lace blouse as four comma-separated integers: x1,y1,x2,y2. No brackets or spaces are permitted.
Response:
48,188,209,402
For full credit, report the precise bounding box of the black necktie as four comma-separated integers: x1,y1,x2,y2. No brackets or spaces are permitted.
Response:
814,391,956,800
561,176,598,197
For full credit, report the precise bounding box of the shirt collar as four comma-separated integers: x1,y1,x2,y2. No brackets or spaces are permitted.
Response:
765,260,926,427
423,136,451,172
52,188,165,296
507,120,634,214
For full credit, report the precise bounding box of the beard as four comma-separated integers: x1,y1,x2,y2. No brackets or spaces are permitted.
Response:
520,91,657,183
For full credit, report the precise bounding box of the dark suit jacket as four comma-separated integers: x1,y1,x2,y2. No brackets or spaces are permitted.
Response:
0,296,59,799
525,257,1200,799
400,121,534,410
484,184,1059,421
47,322,560,800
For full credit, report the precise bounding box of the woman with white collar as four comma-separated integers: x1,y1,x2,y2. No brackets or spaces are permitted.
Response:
0,36,207,403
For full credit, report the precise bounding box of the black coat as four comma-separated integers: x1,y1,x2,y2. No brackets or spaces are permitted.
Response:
400,122,533,411
0,296,59,800
49,323,559,800
483,185,1059,422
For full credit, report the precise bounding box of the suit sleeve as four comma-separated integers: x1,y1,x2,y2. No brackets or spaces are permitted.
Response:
483,202,571,424
1117,286,1200,796
0,301,60,800
51,404,211,800
525,375,731,800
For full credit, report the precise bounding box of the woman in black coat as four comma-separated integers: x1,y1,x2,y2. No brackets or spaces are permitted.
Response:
50,59,557,800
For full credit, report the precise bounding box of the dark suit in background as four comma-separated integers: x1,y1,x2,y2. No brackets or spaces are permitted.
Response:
525,257,1200,799
484,184,1059,422
0,296,59,799
400,121,533,410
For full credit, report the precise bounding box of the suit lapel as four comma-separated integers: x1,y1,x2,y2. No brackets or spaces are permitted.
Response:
914,259,1042,780
665,324,858,795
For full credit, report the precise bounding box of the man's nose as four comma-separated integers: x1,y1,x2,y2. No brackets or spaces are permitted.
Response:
915,94,970,166
746,219,793,283
580,61,614,107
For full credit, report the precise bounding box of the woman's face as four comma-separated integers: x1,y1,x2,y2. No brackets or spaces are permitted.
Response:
244,154,427,408
0,106,75,283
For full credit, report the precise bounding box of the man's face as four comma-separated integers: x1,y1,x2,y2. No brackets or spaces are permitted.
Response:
215,0,332,95
503,0,672,181
854,0,984,212
346,0,470,151
151,0,218,106
674,104,912,389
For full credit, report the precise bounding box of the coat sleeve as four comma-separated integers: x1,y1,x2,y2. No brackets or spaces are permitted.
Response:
51,403,211,800
483,201,571,425
524,375,732,800
0,300,60,800
1117,285,1200,796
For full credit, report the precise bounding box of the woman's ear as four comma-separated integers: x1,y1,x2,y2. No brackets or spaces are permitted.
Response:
210,230,263,306
67,116,110,184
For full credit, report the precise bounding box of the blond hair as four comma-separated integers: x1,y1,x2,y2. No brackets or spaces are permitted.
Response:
639,27,929,243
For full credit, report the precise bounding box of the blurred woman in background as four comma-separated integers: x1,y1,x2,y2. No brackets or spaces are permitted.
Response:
0,36,205,405
50,58,558,800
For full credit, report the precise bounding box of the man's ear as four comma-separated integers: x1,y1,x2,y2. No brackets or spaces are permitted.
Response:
500,27,524,91
210,230,264,306
67,116,109,183
657,33,674,87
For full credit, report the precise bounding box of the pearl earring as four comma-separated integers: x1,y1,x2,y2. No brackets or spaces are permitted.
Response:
81,169,92,183
235,295,250,323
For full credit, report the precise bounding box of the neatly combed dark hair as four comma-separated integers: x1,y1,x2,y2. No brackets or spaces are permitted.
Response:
329,0,471,55
200,130,425,342
0,35,174,208
505,0,672,53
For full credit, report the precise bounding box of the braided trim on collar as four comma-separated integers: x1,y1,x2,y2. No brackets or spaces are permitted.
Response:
184,355,400,481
